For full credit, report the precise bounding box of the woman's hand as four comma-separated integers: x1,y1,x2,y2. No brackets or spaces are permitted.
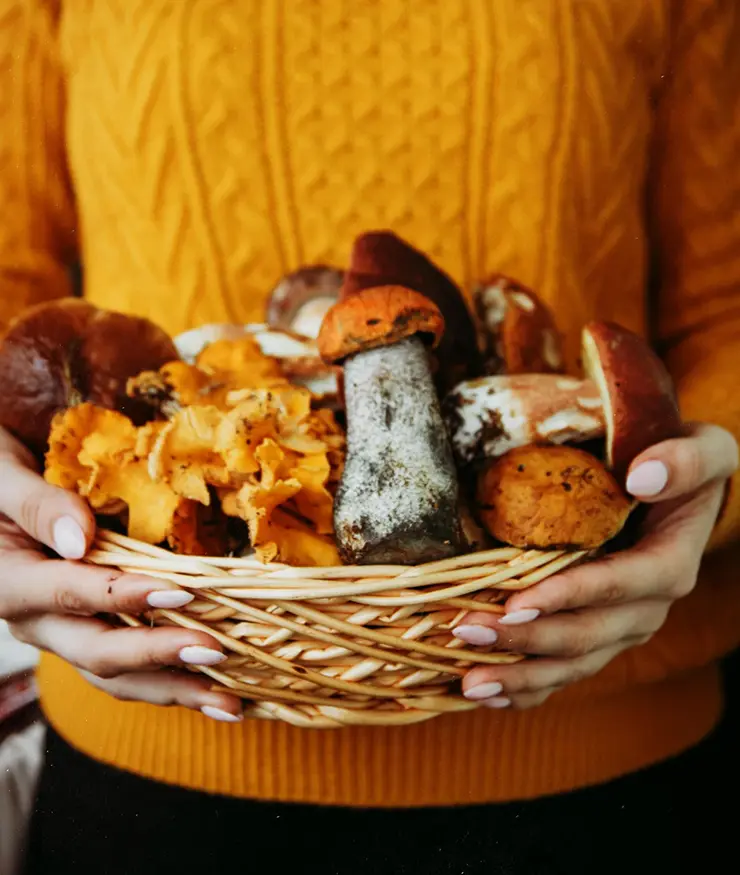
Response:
456,423,739,710
0,427,243,722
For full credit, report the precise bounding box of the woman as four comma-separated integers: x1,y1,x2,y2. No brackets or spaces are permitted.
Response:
1,1,739,872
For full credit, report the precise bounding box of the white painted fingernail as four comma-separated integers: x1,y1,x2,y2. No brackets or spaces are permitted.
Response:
147,590,194,609
483,696,512,709
179,646,227,666
626,460,668,497
499,609,540,626
464,682,503,701
201,706,242,723
453,625,498,646
53,516,87,560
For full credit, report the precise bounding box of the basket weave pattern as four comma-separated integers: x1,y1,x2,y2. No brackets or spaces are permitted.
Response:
88,530,586,728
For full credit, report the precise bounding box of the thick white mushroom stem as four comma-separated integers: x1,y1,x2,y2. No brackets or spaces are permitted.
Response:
443,374,605,466
335,336,462,565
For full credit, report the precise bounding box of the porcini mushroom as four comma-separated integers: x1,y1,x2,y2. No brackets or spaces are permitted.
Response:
443,374,605,466
473,274,563,375
582,322,683,487
266,265,344,339
477,445,632,549
341,230,483,392
318,285,463,564
0,299,178,455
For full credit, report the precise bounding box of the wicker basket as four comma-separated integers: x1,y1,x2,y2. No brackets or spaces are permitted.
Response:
87,530,587,728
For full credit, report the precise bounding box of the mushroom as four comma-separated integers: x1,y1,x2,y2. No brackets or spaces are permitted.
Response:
582,322,683,487
318,285,463,564
476,445,632,549
266,265,344,339
174,322,340,401
0,299,178,455
443,374,605,467
473,274,563,375
341,230,483,393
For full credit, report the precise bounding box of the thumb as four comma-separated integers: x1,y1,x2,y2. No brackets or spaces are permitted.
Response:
626,422,739,502
0,430,95,558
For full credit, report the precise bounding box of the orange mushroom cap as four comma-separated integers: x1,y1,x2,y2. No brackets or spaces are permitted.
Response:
317,285,445,364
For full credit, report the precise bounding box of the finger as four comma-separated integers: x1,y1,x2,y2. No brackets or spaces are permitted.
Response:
0,551,196,619
456,601,667,657
11,614,229,677
80,670,243,722
478,689,557,711
0,433,95,558
494,523,705,619
463,643,627,700
626,423,739,501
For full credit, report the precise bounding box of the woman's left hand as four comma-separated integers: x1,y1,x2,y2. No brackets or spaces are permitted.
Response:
457,423,739,710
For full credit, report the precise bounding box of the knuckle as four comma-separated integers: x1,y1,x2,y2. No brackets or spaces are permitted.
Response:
108,686,136,702
512,691,551,710
53,586,88,614
143,642,171,669
554,578,589,611
559,570,606,611
7,622,31,645
599,580,628,605
82,673,135,701
647,604,669,633
510,666,546,694
676,442,705,489
499,628,531,655
667,573,696,600
83,656,119,680
17,493,44,538
564,629,597,658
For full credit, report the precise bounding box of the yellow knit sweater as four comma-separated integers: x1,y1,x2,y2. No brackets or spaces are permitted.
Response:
2,0,740,806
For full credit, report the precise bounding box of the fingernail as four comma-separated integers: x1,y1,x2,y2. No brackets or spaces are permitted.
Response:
201,705,243,723
499,609,540,626
626,460,668,497
52,516,87,560
464,681,503,701
483,696,512,709
453,625,498,646
147,590,195,609
179,646,227,666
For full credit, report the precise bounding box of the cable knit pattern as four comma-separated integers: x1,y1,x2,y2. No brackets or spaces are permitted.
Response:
2,0,740,805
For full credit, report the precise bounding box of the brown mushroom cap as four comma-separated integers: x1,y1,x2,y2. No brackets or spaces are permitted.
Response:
473,274,563,375
582,321,683,488
0,299,178,455
476,444,632,549
317,285,445,364
266,265,344,337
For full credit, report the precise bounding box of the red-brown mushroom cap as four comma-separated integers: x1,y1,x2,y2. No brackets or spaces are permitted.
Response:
582,321,683,487
317,286,445,364
473,274,563,375
0,299,178,455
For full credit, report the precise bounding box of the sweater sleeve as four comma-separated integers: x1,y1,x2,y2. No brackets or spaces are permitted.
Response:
649,0,740,552
0,0,77,332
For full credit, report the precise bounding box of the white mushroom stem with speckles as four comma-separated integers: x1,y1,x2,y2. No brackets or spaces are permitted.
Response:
443,374,605,465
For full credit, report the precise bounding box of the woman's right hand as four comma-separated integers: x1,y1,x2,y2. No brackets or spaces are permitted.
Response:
0,427,243,722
